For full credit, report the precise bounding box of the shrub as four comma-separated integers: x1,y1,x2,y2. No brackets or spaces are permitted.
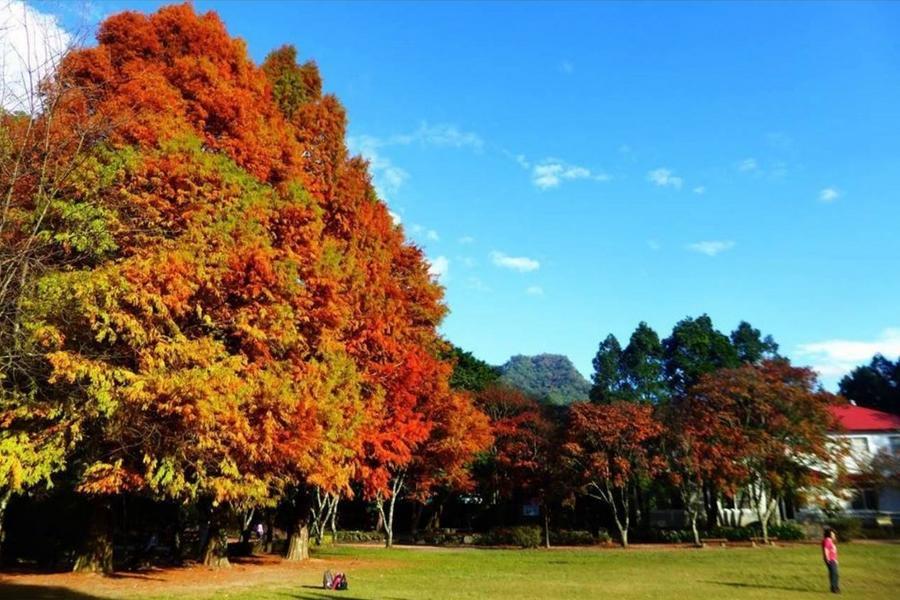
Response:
476,526,541,548
766,523,805,541
548,530,596,546
825,517,862,542
706,526,753,542
335,530,385,543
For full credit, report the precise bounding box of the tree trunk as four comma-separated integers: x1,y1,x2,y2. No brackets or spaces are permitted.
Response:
619,526,629,548
703,482,718,529
0,489,11,566
239,508,255,545
410,502,424,537
328,496,339,544
690,510,701,547
386,493,398,548
263,510,275,553
285,516,309,561
285,489,313,561
73,499,114,574
200,506,230,568
377,475,404,549
543,506,551,549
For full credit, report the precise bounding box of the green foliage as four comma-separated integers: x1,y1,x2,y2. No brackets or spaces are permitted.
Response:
730,321,780,364
548,529,597,545
335,530,386,543
589,334,624,403
663,314,740,394
765,523,806,541
499,354,590,406
838,354,900,415
590,323,667,404
35,200,119,260
447,346,500,392
476,525,542,548
826,517,862,542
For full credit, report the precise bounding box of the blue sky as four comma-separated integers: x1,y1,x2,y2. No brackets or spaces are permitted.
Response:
14,1,900,388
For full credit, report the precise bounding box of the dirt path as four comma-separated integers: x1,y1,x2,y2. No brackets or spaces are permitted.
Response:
0,554,388,599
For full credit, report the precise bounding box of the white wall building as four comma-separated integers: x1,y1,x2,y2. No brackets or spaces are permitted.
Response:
826,404,900,519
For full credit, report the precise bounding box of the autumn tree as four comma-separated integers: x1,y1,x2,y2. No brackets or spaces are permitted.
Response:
683,360,843,542
475,385,559,547
563,402,664,547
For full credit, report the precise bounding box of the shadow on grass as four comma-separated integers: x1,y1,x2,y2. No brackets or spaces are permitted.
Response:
280,594,409,600
703,580,819,593
0,582,107,599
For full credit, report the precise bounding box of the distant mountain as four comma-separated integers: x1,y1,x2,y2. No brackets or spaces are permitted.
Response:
498,354,591,406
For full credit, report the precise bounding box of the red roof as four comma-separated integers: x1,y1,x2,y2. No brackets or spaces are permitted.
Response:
830,404,900,432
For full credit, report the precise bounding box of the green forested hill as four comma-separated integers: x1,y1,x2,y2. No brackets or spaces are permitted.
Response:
499,354,591,405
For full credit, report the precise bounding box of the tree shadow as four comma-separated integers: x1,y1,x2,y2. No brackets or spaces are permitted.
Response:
702,580,818,593
0,582,108,599
280,592,409,600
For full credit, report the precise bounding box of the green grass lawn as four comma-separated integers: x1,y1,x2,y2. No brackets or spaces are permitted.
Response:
2,543,898,599
168,543,899,600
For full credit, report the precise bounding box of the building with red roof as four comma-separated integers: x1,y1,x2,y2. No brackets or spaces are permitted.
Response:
826,403,900,518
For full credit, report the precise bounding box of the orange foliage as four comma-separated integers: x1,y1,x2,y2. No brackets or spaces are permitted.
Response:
25,2,483,509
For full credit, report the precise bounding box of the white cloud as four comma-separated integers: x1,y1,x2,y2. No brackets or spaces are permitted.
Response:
348,122,481,200
796,328,900,379
347,135,409,202
410,224,424,234
1,0,72,112
515,154,531,169
648,168,683,189
819,187,841,203
526,285,544,296
427,256,449,282
458,236,475,245
647,239,661,251
738,158,758,172
560,60,574,74
388,211,402,225
686,240,735,256
532,159,609,189
390,122,483,151
693,186,706,195
460,256,476,268
426,229,439,242
490,251,540,272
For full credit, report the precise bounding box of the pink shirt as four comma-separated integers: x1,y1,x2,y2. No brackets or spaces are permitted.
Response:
823,537,838,562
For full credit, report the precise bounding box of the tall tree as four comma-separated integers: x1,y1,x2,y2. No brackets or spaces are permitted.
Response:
563,402,664,547
446,346,500,392
730,321,779,364
621,322,667,404
684,360,844,542
663,314,739,395
839,354,900,415
589,335,626,403
475,385,560,547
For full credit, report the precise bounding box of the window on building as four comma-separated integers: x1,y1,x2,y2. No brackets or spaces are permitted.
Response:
850,437,870,456
850,488,879,511
890,436,900,456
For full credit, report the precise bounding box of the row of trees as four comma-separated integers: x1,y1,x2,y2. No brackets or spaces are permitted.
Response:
0,5,490,572
0,3,856,571
458,317,844,548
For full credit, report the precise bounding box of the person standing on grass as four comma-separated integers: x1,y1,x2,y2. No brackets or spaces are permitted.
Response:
822,528,840,594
